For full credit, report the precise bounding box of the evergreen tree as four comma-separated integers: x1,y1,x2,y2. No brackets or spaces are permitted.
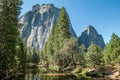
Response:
85,43,102,67
15,38,27,71
44,7,71,63
31,48,40,64
54,7,71,51
43,7,72,71
44,26,55,58
103,33,120,64
0,0,23,78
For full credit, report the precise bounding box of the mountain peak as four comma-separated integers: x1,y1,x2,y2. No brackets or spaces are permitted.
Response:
86,25,95,30
85,25,98,35
32,4,55,12
32,4,40,12
79,25,105,49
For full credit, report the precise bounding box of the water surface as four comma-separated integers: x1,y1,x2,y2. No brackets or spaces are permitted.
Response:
24,71,106,80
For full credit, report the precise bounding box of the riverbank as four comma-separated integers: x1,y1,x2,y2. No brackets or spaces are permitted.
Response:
27,63,120,80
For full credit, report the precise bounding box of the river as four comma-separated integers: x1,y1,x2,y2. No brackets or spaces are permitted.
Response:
21,70,106,80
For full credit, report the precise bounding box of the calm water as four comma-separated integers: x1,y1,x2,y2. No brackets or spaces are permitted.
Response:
25,74,87,80
22,71,106,80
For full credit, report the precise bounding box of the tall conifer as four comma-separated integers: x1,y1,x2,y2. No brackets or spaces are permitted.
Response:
0,0,23,78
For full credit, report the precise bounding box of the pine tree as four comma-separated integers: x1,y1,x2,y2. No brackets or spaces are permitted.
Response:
44,7,71,58
43,7,72,70
31,48,40,64
45,26,55,57
54,7,71,51
15,38,27,71
103,33,120,64
0,0,23,78
85,43,102,67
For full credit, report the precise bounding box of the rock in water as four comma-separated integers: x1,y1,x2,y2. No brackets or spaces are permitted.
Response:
78,25,105,49
19,4,76,50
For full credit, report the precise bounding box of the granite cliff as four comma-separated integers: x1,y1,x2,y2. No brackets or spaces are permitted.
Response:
19,4,76,50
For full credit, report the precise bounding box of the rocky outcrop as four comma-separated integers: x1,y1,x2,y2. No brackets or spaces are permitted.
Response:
19,4,76,50
78,25,105,49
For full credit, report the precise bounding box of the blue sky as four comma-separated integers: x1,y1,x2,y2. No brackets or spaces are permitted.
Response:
21,0,120,43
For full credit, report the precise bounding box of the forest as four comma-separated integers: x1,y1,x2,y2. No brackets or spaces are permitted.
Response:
0,0,120,80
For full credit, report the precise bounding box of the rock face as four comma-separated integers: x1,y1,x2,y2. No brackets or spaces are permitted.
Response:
19,4,76,50
78,25,105,49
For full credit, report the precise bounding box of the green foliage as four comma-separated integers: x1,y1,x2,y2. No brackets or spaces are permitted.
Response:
15,38,27,71
71,67,82,73
41,7,120,73
42,7,87,72
54,7,71,54
57,38,86,69
81,69,88,76
31,48,40,64
43,7,72,70
85,43,102,67
49,65,59,72
26,47,40,65
0,0,22,69
103,33,120,64
55,7,71,39
0,0,26,78
57,38,79,67
76,44,86,66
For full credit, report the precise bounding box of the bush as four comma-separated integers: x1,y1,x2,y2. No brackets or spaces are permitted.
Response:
81,69,88,76
71,67,82,73
49,65,59,72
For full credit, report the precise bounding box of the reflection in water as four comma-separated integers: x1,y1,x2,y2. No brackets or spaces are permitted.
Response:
25,73,87,80
22,70,106,80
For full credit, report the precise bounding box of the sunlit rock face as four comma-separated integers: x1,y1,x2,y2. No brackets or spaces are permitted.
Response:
19,4,76,50
79,25,105,49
